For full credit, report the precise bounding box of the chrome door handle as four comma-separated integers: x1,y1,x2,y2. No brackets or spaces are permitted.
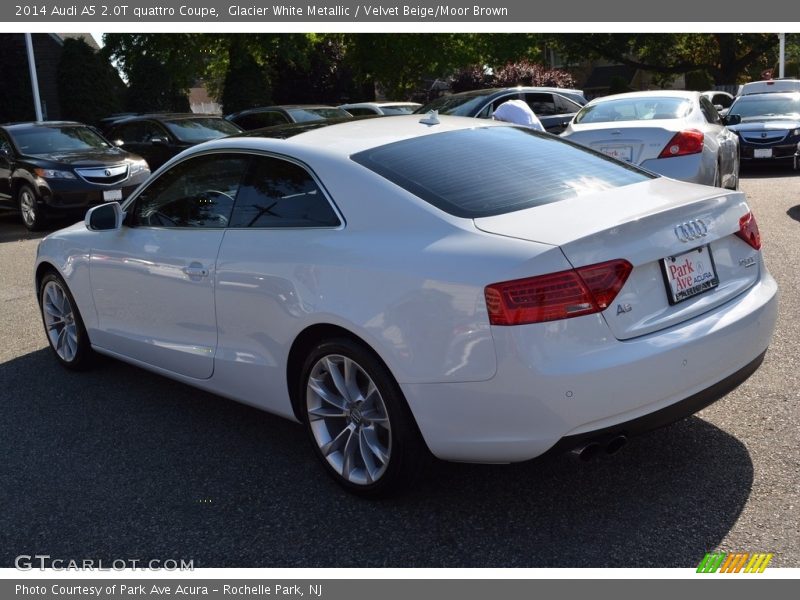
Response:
183,264,209,278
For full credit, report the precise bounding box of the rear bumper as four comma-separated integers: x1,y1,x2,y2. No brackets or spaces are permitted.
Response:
402,271,777,463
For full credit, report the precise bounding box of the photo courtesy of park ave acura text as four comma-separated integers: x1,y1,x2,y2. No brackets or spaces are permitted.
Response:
0,28,798,570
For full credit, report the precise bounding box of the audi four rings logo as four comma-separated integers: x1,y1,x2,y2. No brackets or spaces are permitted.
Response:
674,219,709,242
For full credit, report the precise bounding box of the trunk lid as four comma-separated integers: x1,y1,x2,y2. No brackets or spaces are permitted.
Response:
474,178,760,340
565,122,682,164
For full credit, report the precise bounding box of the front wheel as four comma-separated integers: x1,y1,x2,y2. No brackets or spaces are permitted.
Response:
39,272,93,370
18,184,46,231
300,338,426,497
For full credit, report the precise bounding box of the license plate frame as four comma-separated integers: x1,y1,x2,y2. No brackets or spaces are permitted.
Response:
660,245,719,305
754,148,773,158
103,189,123,202
600,146,633,162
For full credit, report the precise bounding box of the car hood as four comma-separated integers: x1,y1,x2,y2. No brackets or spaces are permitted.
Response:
21,148,137,166
727,117,800,132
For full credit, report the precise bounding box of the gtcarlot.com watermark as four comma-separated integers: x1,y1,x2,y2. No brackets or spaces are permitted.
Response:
15,554,194,571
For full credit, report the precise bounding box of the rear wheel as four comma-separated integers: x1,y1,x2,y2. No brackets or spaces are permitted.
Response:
18,184,46,231
39,272,93,370
300,338,426,497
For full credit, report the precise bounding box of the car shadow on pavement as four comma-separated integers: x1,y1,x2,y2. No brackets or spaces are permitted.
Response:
0,214,48,244
786,205,800,223
739,164,799,179
0,349,753,569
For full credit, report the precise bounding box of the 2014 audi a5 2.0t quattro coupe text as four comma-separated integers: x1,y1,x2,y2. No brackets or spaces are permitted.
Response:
34,115,778,496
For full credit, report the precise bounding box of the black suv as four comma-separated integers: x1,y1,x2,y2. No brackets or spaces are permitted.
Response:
104,114,242,171
416,87,586,134
0,121,150,231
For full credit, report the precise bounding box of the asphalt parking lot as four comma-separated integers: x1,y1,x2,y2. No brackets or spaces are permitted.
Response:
1,167,798,568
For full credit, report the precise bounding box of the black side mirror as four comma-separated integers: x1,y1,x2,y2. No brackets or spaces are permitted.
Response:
85,202,124,231
723,114,741,126
150,136,168,146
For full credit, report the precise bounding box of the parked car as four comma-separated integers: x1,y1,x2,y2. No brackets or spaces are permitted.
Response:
226,105,353,131
737,79,800,96
415,87,586,134
0,121,149,231
104,114,242,171
35,115,776,496
561,90,740,189
338,102,421,116
725,91,800,169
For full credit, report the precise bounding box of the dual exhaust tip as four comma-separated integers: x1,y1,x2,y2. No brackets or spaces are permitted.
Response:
571,434,628,462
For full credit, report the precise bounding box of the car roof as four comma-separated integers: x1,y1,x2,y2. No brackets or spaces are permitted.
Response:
340,102,420,108
228,105,342,118
738,79,800,95
108,113,224,126
1,120,86,130
210,114,508,156
586,90,700,104
443,86,584,99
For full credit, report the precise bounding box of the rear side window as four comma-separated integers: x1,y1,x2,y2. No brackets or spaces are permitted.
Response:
351,127,654,218
229,156,340,228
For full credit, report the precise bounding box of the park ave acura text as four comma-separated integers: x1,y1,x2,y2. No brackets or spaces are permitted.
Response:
34,114,777,496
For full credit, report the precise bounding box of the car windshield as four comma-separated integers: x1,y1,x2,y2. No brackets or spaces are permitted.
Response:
352,126,654,218
287,107,352,122
728,93,800,118
163,118,241,143
574,98,693,124
416,94,492,117
10,125,111,154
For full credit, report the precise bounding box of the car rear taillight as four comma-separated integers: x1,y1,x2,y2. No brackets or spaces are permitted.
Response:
484,259,633,326
735,211,762,250
658,129,704,158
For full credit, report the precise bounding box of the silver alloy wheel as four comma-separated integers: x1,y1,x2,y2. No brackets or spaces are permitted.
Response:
42,280,79,363
19,188,36,227
306,354,392,485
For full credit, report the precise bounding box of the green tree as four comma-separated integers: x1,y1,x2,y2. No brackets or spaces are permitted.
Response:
547,33,777,86
126,55,189,113
220,37,271,113
57,38,124,125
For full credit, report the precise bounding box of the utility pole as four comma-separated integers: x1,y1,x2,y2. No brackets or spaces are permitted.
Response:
779,33,786,79
24,33,43,121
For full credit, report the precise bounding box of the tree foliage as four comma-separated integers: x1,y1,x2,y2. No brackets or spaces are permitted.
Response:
57,38,124,125
547,33,778,85
220,37,270,114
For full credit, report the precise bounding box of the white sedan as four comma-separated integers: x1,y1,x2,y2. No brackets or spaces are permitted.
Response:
35,115,777,496
562,90,740,189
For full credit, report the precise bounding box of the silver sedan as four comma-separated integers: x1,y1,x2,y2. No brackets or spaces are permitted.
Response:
562,90,740,189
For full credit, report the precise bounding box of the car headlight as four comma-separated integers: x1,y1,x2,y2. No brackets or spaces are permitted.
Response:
34,168,76,179
129,160,149,176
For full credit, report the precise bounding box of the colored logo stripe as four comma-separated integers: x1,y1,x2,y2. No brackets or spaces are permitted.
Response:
696,552,773,573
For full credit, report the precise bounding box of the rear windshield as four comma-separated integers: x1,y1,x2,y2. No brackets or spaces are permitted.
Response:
380,105,419,115
351,126,654,218
575,97,692,124
287,107,352,122
164,118,241,143
416,94,491,117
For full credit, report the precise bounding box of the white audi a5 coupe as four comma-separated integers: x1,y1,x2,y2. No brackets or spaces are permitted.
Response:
35,114,777,496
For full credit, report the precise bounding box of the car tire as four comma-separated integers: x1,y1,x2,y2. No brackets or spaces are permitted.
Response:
38,271,94,370
17,183,47,231
300,338,427,497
